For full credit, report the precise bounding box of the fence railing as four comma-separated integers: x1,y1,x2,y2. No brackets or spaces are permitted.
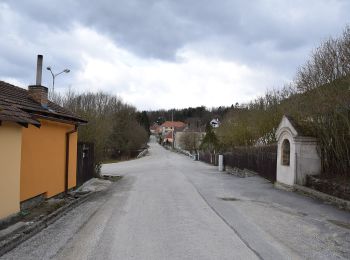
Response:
198,145,277,182
198,151,212,164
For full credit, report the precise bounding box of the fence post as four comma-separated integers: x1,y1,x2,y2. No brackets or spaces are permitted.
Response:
218,154,224,172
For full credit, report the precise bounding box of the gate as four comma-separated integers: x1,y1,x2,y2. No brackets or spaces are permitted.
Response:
77,142,95,186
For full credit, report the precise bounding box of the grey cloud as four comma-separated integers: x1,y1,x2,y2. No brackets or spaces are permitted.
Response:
7,0,349,70
4,0,350,60
1,0,350,92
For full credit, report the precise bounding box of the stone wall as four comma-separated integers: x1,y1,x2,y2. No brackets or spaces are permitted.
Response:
307,175,350,201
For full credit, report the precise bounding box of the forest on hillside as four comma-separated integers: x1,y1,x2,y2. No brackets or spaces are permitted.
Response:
147,106,230,128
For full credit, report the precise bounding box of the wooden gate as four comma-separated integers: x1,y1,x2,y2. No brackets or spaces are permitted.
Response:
77,142,95,187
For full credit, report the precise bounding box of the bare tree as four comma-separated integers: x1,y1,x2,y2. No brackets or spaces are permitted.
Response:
179,132,201,153
56,91,149,173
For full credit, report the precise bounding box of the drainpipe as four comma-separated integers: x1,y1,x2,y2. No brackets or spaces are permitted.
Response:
65,125,78,194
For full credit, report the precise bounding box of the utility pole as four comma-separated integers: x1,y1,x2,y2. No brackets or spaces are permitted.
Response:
172,109,174,149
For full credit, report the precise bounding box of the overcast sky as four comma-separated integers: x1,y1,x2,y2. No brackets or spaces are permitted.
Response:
0,0,349,110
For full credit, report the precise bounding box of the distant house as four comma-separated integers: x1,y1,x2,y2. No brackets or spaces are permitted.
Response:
210,118,220,128
160,121,186,134
163,131,174,144
0,56,86,220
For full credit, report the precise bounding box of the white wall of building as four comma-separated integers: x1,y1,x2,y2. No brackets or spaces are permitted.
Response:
276,116,321,187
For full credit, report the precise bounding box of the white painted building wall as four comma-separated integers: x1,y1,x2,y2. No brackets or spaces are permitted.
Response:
294,137,321,185
276,131,296,186
275,116,321,187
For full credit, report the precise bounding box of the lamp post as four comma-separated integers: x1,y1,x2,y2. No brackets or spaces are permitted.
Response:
46,66,70,94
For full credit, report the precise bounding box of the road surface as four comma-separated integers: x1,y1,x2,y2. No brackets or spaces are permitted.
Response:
2,138,350,259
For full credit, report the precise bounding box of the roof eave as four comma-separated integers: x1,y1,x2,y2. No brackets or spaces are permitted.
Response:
32,113,87,125
0,118,41,128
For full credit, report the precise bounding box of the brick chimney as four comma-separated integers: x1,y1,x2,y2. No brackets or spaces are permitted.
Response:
28,55,48,108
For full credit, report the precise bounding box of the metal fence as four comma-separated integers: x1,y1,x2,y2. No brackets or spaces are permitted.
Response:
224,145,277,182
199,145,277,182
77,142,95,187
198,151,218,165
198,151,211,164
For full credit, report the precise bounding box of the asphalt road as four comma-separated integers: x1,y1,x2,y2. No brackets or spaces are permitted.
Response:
2,138,350,260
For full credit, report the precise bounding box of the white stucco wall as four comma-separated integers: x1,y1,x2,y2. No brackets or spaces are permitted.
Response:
294,137,321,185
276,131,296,186
276,116,321,187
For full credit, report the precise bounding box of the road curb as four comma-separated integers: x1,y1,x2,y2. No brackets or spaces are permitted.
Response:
137,148,148,158
0,192,92,257
294,184,350,212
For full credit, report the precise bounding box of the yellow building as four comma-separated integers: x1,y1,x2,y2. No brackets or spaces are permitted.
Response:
0,122,24,220
0,80,86,220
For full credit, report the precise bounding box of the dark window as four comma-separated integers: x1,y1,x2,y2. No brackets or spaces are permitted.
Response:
282,139,290,166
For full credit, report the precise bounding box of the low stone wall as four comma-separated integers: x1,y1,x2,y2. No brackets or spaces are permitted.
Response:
306,175,350,201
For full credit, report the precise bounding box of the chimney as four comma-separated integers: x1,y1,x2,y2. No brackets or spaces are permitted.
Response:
28,55,48,108
36,54,43,85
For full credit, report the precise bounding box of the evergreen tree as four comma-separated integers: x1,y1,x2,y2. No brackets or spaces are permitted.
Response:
137,111,151,135
200,123,219,152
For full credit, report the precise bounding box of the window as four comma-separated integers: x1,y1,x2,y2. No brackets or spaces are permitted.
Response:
282,139,290,166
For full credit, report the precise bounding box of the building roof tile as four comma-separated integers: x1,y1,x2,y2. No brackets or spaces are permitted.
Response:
0,81,86,126
161,121,186,129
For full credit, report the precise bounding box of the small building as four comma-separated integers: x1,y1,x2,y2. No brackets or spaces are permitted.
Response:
0,55,86,220
163,131,174,144
160,121,186,134
0,101,40,220
210,118,220,128
275,115,321,188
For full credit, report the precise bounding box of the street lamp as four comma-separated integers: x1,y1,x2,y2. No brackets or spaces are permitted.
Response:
46,66,70,94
